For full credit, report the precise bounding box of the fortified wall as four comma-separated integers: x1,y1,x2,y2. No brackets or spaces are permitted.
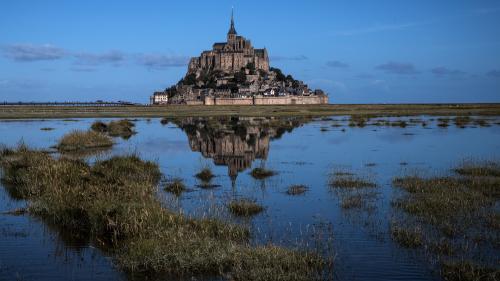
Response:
204,95,328,106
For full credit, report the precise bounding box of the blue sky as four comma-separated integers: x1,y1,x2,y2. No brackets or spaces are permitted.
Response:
1,0,499,103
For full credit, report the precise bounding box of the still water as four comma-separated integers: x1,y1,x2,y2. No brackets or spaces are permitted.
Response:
1,116,499,281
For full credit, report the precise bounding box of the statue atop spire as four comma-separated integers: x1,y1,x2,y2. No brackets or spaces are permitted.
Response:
228,7,237,35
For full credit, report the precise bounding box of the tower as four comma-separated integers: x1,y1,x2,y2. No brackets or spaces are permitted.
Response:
227,7,237,42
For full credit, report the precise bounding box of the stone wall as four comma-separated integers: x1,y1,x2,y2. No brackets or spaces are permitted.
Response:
253,95,328,105
202,95,328,106
186,100,204,105
214,97,254,105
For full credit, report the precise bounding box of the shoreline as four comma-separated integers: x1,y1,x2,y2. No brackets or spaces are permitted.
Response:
1,103,500,119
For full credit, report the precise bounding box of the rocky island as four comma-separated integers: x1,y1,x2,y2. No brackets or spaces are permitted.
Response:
151,10,328,105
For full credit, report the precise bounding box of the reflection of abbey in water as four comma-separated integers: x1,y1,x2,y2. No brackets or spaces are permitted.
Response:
173,117,308,180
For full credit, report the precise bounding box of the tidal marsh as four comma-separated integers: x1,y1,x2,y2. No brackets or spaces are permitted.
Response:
1,115,499,281
0,144,325,280
391,161,500,280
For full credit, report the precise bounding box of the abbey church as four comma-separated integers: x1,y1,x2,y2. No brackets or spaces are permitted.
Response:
187,10,269,74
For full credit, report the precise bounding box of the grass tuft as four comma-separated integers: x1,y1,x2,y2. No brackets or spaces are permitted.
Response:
163,178,186,196
286,185,308,195
195,167,214,182
250,167,277,179
329,175,376,189
91,119,136,139
340,194,363,209
57,130,113,152
228,199,264,217
440,260,499,281
390,223,423,248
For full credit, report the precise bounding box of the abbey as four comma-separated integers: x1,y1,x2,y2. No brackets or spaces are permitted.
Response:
188,10,269,74
150,10,328,106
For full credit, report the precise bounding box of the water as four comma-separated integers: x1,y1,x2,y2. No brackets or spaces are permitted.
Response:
0,116,499,281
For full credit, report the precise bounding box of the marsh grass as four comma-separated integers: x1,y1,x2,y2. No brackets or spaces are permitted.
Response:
340,194,363,209
286,185,308,195
163,178,186,196
57,130,113,152
91,119,136,139
453,116,471,128
391,120,407,128
437,117,450,128
474,118,490,127
390,223,423,248
195,167,214,182
250,167,277,179
108,119,136,138
0,145,325,280
348,115,367,127
454,162,500,178
329,174,376,189
440,260,499,281
228,199,264,217
391,161,500,279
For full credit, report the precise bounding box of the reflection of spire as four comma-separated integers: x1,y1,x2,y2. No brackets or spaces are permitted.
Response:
230,173,237,189
228,7,237,35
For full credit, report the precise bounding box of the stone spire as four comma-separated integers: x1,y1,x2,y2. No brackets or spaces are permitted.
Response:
228,7,237,35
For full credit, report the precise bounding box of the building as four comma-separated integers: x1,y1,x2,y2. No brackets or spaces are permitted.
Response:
187,9,269,75
150,92,169,105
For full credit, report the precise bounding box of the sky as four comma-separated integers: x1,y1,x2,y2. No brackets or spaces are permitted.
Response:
0,0,499,104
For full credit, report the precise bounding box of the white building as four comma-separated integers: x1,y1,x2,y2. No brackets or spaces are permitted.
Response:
150,92,169,105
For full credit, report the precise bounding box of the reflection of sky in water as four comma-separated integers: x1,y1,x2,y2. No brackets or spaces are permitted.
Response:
0,117,499,281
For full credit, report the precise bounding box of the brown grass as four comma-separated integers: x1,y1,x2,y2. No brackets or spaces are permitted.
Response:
329,175,376,189
0,145,325,280
390,223,423,248
250,167,277,179
57,130,113,152
228,199,264,217
195,167,215,182
163,178,186,196
391,161,500,280
91,119,136,138
286,185,308,195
